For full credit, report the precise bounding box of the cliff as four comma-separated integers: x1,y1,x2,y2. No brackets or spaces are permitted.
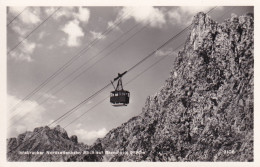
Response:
90,12,254,162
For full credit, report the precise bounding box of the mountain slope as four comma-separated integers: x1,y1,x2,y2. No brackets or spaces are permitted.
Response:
7,125,88,161
7,12,254,162
89,12,254,162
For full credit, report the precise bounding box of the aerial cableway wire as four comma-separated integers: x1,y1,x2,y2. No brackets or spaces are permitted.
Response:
48,6,218,128
7,7,61,55
8,7,132,113
55,26,185,127
51,26,154,126
11,6,219,150
8,20,142,122
8,7,133,114
7,7,28,26
63,41,186,128
127,6,217,73
48,83,112,127
8,22,147,125
8,7,62,112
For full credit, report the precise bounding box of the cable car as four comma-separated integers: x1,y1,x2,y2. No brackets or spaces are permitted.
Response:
110,72,130,106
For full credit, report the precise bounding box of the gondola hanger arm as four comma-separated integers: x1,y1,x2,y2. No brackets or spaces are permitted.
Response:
110,81,116,90
113,71,128,81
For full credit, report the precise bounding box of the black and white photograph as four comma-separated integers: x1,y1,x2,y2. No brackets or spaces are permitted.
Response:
0,1,258,166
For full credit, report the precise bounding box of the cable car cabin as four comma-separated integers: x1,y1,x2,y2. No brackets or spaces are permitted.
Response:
110,90,130,106
110,71,130,107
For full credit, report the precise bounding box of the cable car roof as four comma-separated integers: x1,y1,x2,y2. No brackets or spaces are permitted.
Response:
111,90,129,93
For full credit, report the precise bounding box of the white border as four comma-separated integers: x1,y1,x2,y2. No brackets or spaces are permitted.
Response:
0,0,259,167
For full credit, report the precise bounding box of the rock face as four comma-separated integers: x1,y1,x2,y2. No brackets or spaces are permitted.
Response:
91,12,254,162
7,12,254,162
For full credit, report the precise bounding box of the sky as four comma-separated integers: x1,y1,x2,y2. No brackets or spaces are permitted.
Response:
7,6,253,145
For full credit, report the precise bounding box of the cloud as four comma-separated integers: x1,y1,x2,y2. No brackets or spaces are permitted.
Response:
18,8,41,25
107,21,120,31
9,40,36,62
52,7,90,23
15,125,27,134
119,6,166,28
86,100,93,105
61,19,85,47
47,45,54,50
74,128,108,144
7,94,46,136
41,93,65,104
9,51,33,62
90,31,106,40
42,93,57,99
57,99,65,104
58,37,67,46
38,31,47,40
10,7,42,37
47,119,55,125
76,123,82,128
11,22,30,37
53,7,74,20
168,10,182,24
9,7,26,15
168,6,223,26
179,6,219,16
155,48,177,57
23,40,36,53
74,7,90,22
44,7,57,16
54,7,90,47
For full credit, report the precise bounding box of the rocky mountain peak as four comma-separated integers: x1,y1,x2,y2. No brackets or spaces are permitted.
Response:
70,135,78,144
188,12,217,52
192,12,215,28
33,126,50,133
53,125,68,138
7,125,87,161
